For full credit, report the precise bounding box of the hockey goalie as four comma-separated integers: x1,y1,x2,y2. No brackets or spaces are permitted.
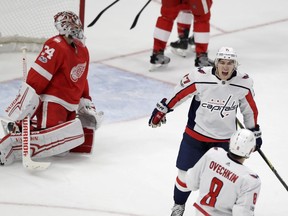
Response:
0,11,103,166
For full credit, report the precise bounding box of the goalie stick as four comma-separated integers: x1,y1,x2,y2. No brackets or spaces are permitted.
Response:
87,0,120,27
21,47,51,170
236,118,288,191
130,0,151,30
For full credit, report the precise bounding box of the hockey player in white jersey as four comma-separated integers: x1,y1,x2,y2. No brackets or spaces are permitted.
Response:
186,129,261,216
148,47,262,216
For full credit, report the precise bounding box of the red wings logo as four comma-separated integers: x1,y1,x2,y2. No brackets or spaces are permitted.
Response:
70,62,87,82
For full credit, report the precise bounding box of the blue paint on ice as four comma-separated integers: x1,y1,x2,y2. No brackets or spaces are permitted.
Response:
0,64,173,124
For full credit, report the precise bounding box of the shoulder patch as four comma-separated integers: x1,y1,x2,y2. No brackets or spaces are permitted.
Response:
38,55,48,63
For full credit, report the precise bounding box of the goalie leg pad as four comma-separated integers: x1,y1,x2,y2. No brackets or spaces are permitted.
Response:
70,128,94,153
0,118,84,164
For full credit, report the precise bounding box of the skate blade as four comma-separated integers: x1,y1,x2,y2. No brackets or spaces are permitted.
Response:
171,47,188,57
149,63,168,72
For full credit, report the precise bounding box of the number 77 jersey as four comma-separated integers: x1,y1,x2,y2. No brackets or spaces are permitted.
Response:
186,148,261,216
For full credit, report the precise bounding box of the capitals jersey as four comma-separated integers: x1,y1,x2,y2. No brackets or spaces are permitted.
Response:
186,148,261,216
26,35,90,111
166,67,258,142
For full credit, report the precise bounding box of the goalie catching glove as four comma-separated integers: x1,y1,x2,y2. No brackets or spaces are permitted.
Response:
149,98,173,128
78,98,104,130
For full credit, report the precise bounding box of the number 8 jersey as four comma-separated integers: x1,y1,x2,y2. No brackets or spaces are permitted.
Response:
186,147,261,216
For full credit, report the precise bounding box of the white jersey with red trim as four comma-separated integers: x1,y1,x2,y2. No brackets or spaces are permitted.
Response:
186,148,261,216
166,66,258,141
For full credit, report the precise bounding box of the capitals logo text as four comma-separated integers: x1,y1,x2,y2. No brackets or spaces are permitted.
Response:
201,95,238,118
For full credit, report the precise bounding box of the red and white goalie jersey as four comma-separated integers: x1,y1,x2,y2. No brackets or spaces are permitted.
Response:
26,35,90,111
186,148,261,216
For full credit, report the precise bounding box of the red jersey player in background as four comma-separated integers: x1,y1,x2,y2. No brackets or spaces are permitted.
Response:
150,0,213,70
0,11,103,165
186,129,261,216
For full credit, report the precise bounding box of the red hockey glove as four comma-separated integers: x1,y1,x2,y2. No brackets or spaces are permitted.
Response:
149,98,173,128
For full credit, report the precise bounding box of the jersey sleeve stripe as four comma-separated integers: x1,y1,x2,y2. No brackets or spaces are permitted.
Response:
168,83,197,108
31,63,53,81
245,91,258,125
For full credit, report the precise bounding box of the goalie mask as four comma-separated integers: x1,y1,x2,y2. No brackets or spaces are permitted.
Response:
54,11,85,46
215,47,238,69
229,129,256,158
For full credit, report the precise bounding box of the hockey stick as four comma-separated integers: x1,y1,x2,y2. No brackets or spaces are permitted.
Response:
21,47,51,170
130,0,151,30
87,0,120,27
236,118,288,191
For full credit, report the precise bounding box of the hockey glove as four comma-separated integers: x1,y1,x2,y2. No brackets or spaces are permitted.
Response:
78,98,104,130
149,98,173,128
78,98,96,115
250,124,262,151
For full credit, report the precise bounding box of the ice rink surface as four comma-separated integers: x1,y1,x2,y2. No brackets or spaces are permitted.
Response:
0,0,288,215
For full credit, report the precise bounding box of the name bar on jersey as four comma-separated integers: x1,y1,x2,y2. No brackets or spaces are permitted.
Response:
209,161,239,183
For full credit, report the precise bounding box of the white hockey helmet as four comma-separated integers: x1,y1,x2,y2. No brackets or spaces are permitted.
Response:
54,11,85,42
229,129,256,158
215,47,238,68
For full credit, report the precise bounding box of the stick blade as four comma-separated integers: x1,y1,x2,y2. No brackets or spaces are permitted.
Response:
23,158,51,171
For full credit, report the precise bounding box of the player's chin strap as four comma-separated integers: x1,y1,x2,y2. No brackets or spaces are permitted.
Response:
236,118,288,191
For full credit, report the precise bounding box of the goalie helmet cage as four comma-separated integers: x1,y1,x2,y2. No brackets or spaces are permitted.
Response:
0,0,85,53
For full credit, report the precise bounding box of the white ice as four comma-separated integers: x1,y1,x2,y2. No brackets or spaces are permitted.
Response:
0,0,288,215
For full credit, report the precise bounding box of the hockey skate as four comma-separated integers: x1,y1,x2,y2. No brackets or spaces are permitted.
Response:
171,204,185,216
149,51,170,72
195,52,214,67
188,35,195,46
170,37,189,57
170,29,193,57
